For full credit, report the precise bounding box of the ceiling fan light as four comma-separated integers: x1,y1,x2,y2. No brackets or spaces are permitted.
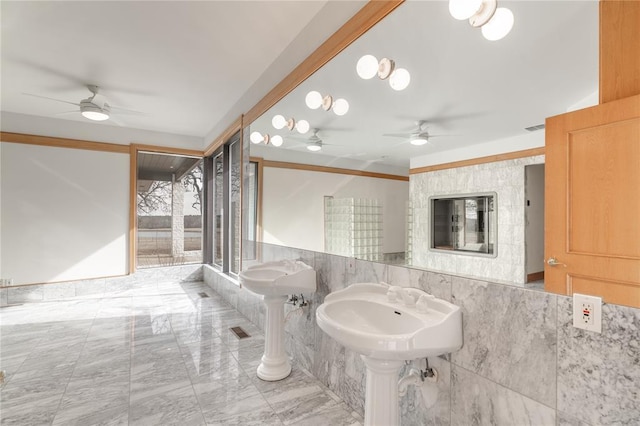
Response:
356,54,379,79
307,141,322,152
270,135,283,147
305,91,323,109
410,136,428,146
272,114,287,129
81,110,109,121
449,0,483,20
481,7,514,41
296,119,310,134
80,100,110,121
250,131,264,144
332,98,349,116
389,68,411,91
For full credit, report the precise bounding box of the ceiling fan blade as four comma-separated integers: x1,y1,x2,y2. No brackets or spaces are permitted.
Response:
23,92,79,107
108,115,125,126
382,133,409,138
110,105,148,116
53,111,80,116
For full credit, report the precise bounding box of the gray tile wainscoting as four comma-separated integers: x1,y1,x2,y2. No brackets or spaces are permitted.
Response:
204,242,640,425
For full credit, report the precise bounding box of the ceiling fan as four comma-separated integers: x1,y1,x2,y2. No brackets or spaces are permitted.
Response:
383,120,439,146
23,85,144,123
289,128,330,152
305,128,325,151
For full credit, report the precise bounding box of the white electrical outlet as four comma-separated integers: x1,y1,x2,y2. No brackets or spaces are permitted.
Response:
573,293,602,333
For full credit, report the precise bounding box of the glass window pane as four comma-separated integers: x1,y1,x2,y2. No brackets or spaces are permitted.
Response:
213,153,224,266
229,139,241,274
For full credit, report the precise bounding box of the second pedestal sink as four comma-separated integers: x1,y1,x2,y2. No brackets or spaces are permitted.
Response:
239,260,316,381
316,282,462,426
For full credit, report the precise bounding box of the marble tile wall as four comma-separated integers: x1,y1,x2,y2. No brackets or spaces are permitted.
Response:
205,242,640,425
410,155,544,284
1,264,203,306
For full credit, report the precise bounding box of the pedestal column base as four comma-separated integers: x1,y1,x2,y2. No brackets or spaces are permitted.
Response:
361,356,404,426
257,295,291,381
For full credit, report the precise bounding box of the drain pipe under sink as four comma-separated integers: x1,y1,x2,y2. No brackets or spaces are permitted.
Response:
398,358,439,408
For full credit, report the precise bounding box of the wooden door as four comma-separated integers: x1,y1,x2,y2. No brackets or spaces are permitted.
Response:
545,94,640,307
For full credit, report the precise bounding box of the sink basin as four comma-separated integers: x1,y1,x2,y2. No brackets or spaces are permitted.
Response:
316,282,462,360
239,260,316,296
317,282,462,426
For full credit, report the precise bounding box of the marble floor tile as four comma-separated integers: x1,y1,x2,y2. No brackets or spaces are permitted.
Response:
205,409,284,426
200,390,275,425
0,274,360,426
0,393,62,426
130,384,206,426
52,402,129,426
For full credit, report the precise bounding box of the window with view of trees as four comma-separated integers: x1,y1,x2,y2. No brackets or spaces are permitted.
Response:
136,152,204,268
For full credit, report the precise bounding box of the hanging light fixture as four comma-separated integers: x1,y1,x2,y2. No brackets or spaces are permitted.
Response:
449,0,514,41
389,68,411,91
332,98,349,116
305,91,350,115
356,55,411,91
271,114,287,130
356,54,379,79
250,131,264,144
481,7,514,41
449,0,483,20
305,91,323,109
295,119,310,134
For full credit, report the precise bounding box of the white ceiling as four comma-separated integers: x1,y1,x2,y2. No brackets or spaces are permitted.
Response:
249,0,599,171
1,1,599,166
0,1,365,143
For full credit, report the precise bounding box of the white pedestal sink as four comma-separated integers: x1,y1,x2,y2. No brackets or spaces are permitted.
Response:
316,283,462,426
239,260,316,381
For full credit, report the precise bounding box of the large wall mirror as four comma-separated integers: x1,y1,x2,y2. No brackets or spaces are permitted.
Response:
246,1,598,286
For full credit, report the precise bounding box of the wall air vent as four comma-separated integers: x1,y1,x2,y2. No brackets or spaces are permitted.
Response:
525,124,545,132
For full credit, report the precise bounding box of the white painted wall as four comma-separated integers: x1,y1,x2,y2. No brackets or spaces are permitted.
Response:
1,142,129,284
525,164,545,275
262,167,408,254
410,155,545,284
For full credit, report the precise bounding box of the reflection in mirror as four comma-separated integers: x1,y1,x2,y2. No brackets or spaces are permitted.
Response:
430,193,496,256
247,1,598,287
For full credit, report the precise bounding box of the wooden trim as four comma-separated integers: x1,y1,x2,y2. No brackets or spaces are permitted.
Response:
132,143,203,157
0,132,129,154
205,116,243,157
129,144,138,274
128,143,206,274
599,0,640,103
527,271,545,283
263,160,409,181
409,147,546,175
243,1,404,126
